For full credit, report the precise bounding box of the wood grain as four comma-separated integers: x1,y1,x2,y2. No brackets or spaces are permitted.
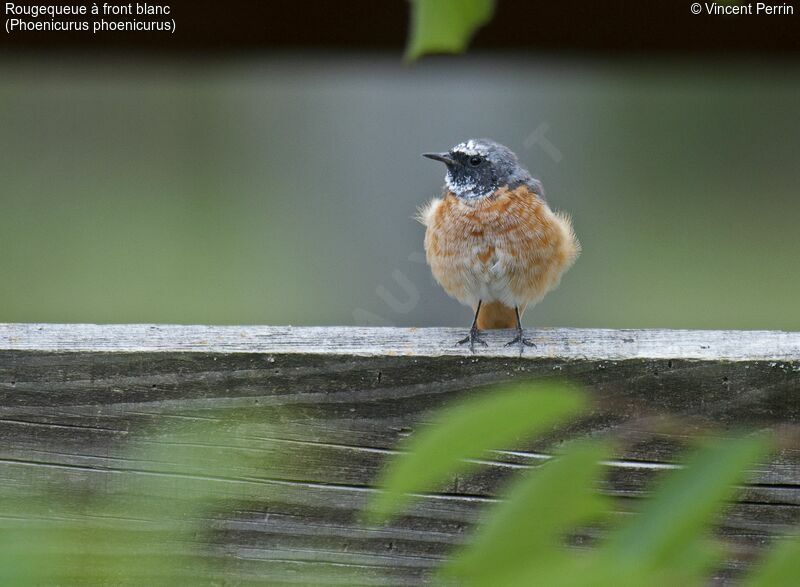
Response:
2,323,799,360
0,324,799,584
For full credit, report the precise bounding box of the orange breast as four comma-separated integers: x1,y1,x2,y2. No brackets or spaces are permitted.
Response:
422,185,579,320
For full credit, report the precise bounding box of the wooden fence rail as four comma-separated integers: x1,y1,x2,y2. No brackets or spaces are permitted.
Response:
1,324,799,585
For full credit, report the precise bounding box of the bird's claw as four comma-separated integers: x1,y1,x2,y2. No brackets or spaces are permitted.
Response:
505,329,536,353
456,326,488,352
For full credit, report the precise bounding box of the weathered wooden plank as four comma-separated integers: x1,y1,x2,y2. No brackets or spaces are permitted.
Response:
0,324,798,584
2,323,799,360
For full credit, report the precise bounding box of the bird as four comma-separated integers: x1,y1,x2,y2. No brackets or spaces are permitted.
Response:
418,138,580,351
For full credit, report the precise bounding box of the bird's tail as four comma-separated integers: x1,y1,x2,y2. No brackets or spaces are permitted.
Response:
476,302,520,330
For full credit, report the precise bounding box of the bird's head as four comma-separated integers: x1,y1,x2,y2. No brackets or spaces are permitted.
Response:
423,138,540,201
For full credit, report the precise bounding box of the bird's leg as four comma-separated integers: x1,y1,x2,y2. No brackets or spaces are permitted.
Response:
505,306,536,352
456,301,488,352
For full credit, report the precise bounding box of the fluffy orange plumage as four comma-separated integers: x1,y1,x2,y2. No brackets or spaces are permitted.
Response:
420,185,579,329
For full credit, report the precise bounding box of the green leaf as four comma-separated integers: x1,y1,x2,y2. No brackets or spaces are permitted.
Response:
604,434,771,574
406,0,495,60
366,381,586,522
444,441,612,585
745,535,800,587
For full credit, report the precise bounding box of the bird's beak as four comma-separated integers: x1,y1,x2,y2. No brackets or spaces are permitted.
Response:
422,152,455,165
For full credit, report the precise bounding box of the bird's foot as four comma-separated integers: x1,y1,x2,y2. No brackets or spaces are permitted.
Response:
505,328,536,353
456,326,488,352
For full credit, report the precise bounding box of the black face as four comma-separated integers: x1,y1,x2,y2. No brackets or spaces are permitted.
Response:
423,139,535,201
446,150,496,197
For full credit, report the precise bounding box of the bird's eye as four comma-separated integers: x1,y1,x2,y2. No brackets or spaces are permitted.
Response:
469,156,483,166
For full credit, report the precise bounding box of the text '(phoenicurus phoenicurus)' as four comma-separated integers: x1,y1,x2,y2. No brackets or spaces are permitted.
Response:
419,139,580,352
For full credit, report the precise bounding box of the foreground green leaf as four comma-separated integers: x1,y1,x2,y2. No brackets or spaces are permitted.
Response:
0,418,281,586
406,0,495,60
605,433,771,575
367,381,586,522
444,441,612,585
746,534,800,587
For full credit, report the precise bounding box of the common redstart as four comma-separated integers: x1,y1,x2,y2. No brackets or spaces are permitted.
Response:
419,139,579,351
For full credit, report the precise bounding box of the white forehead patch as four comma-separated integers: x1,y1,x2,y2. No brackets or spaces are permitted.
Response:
452,139,484,157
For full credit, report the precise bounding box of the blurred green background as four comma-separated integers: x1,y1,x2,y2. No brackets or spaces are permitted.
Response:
1,56,798,330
